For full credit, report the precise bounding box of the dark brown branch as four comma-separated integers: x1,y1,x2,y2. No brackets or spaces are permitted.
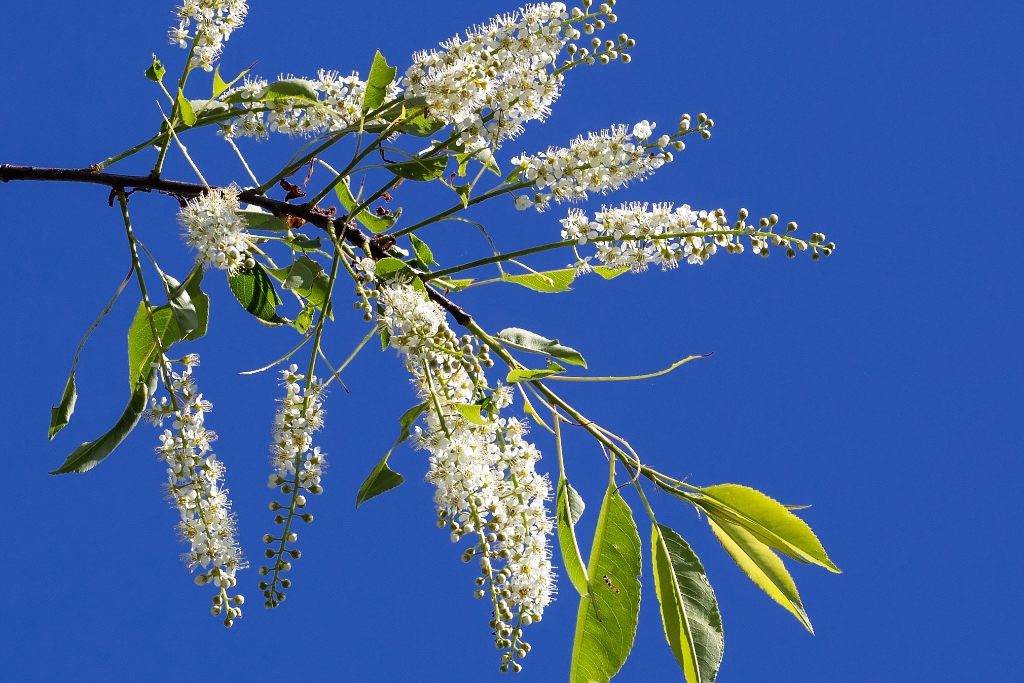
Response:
0,164,369,251
1,163,475,325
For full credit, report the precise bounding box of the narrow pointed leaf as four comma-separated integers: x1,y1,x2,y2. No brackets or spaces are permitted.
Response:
502,268,575,293
652,523,725,683
335,177,400,234
163,273,198,339
262,78,319,102
593,266,629,280
373,257,410,279
363,50,397,113
495,327,587,368
127,302,179,389
355,403,426,507
387,155,448,181
506,361,566,384
708,516,813,633
557,476,590,596
408,234,436,266
454,403,489,426
228,263,287,326
700,484,839,573
570,487,642,683
237,208,290,231
50,267,134,438
49,368,157,475
182,267,209,341
49,374,77,441
177,88,196,126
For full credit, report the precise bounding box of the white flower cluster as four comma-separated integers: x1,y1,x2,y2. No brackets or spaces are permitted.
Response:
512,121,673,211
561,202,833,272
178,186,254,272
269,364,327,494
146,357,246,625
403,3,582,155
169,1,248,72
379,283,554,670
224,71,402,139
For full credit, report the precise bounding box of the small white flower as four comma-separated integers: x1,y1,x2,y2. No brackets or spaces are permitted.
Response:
515,195,532,211
632,120,655,139
178,186,253,272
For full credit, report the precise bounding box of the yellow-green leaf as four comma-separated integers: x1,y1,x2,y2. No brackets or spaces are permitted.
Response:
570,487,641,683
708,516,813,633
502,268,575,293
557,476,589,596
699,484,839,573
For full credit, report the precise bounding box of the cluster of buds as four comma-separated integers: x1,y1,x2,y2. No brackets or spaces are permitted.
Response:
177,186,255,272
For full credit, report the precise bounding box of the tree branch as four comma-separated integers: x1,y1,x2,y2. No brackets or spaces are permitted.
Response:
0,164,370,251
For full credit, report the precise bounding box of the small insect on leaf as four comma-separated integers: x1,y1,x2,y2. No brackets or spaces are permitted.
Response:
602,575,620,594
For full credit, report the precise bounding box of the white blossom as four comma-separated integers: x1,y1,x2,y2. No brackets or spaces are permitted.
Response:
511,122,673,210
223,71,402,139
378,283,554,667
269,364,327,493
177,186,254,272
170,1,248,71
145,357,246,623
402,3,614,155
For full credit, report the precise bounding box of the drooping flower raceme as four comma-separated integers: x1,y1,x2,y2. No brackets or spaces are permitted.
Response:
511,121,674,210
561,202,835,273
223,71,403,139
177,186,254,272
379,282,554,672
169,1,248,71
258,364,327,609
145,356,246,625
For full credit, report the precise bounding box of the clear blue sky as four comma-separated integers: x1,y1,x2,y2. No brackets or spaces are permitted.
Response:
1,1,1021,680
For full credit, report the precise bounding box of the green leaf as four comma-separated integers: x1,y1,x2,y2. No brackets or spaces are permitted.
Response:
380,325,391,351
570,487,642,683
708,516,813,633
127,302,179,389
502,268,575,293
49,374,77,441
49,367,158,475
145,56,165,83
292,304,315,334
263,78,319,102
456,154,471,177
268,256,332,317
399,110,446,137
408,234,437,266
237,208,290,232
163,273,198,339
281,260,314,291
433,277,474,292
363,50,397,113
506,361,566,384
334,177,400,234
49,267,135,438
557,476,590,596
182,267,209,342
228,263,287,326
454,403,490,426
698,484,840,573
373,256,410,279
282,234,322,251
177,88,196,127
652,523,725,683
355,403,427,508
356,457,405,508
388,155,448,181
593,266,630,280
453,183,471,208
495,327,588,368
212,64,229,98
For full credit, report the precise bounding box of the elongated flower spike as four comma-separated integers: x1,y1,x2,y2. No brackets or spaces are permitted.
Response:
378,282,555,672
561,203,836,272
258,364,327,609
145,355,247,625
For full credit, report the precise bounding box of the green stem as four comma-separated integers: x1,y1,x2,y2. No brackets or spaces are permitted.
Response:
392,181,531,238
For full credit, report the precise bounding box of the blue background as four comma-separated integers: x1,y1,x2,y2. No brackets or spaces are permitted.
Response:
1,0,1021,680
